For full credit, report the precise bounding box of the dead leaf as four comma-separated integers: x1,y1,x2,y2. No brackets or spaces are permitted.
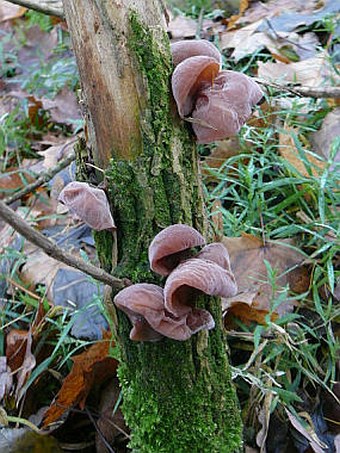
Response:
256,389,273,451
5,329,36,404
43,331,117,426
222,234,310,324
20,243,70,296
0,1,26,23
0,357,13,402
310,108,340,167
279,125,326,177
258,51,340,87
167,14,215,40
227,0,249,30
221,24,319,62
41,87,81,126
0,167,35,200
15,331,36,403
285,408,329,453
96,377,129,452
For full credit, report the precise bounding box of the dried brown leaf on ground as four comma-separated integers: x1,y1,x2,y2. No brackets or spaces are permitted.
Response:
220,21,319,62
233,0,318,27
95,377,129,452
41,87,81,127
20,244,66,297
279,125,326,177
0,1,26,22
6,329,36,404
200,137,241,179
222,234,310,325
285,408,328,453
227,0,249,30
43,331,118,427
0,357,13,402
258,51,340,87
309,108,340,168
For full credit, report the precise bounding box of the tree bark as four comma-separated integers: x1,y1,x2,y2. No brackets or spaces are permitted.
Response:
62,0,242,451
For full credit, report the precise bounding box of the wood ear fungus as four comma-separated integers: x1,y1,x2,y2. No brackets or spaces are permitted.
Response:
148,224,206,277
164,257,238,318
58,181,116,231
170,40,264,143
191,71,264,143
171,56,220,117
113,283,213,341
171,39,222,67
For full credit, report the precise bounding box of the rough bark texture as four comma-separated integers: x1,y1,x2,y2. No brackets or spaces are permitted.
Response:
63,0,242,451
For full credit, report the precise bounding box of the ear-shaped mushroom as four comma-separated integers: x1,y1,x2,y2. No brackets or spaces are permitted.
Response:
171,56,220,117
114,283,212,341
58,181,116,231
171,40,222,68
164,257,238,318
191,70,264,143
148,224,206,277
196,243,233,271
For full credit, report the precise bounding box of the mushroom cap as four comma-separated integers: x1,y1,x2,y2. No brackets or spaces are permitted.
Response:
114,283,211,341
171,39,222,68
149,224,206,277
58,181,115,231
196,243,232,271
171,56,220,117
191,70,264,143
164,257,238,317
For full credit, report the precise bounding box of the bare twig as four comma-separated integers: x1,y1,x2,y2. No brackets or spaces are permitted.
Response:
4,142,76,205
5,0,64,18
0,200,125,290
255,78,340,99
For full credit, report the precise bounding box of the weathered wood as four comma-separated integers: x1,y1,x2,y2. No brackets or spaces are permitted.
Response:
63,1,242,451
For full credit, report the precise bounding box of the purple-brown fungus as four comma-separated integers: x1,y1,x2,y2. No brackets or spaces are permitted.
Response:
171,39,222,67
170,40,264,143
58,181,115,231
113,283,213,341
164,257,238,318
171,56,220,118
148,224,206,277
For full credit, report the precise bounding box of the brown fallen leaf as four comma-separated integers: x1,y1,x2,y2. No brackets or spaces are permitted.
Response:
41,87,81,127
258,51,340,87
279,124,326,177
309,108,340,169
43,331,118,426
0,1,26,22
222,233,310,325
0,357,13,402
6,329,36,404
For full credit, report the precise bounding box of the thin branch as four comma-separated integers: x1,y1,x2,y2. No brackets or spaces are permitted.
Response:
5,0,64,18
4,142,76,205
0,200,125,290
255,78,340,99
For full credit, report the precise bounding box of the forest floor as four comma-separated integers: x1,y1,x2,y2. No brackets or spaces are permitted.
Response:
0,0,339,451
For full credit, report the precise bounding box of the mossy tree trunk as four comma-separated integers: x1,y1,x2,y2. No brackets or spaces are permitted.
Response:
62,0,242,451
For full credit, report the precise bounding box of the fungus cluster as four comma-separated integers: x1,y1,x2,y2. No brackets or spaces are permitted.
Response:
114,224,237,342
171,40,264,143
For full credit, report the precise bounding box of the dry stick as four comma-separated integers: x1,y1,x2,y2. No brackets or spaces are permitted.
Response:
4,146,76,205
5,0,64,18
255,78,340,99
0,200,125,290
